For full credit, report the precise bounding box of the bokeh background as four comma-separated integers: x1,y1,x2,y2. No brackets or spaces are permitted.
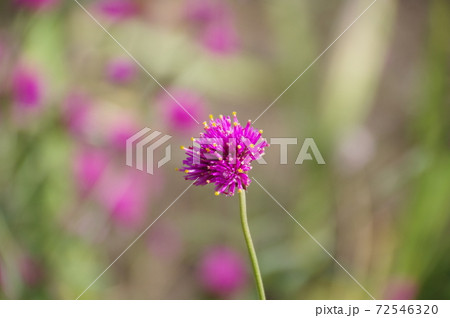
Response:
0,0,449,300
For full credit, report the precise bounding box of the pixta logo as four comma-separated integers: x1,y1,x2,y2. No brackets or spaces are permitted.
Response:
126,128,325,173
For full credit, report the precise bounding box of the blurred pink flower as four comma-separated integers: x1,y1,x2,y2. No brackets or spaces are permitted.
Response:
202,20,239,54
157,89,206,133
186,0,239,54
63,92,92,137
97,169,151,227
198,246,247,295
96,0,139,21
11,66,44,109
73,147,109,194
14,0,59,10
384,277,417,300
107,119,138,151
105,58,137,84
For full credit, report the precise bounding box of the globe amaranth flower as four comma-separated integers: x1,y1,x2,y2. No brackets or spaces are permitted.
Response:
179,112,269,196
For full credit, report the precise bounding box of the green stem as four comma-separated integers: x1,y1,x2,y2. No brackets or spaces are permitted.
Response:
239,190,266,300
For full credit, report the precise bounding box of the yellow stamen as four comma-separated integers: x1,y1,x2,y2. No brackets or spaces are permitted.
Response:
233,122,238,126
219,114,223,119
206,148,210,152
184,170,189,173
206,180,210,184
212,122,217,127
214,191,220,196
232,111,237,116
209,114,214,120
237,168,244,173
259,130,263,134
250,144,255,148
180,146,185,150
191,137,195,141
238,189,242,193
237,145,242,149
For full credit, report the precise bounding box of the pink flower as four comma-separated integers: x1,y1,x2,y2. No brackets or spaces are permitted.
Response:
14,0,59,11
73,147,109,194
105,58,137,84
96,0,139,21
97,169,151,227
107,120,138,151
186,0,239,54
63,92,92,137
12,66,43,109
180,113,268,196
157,89,206,133
202,20,239,54
198,246,247,295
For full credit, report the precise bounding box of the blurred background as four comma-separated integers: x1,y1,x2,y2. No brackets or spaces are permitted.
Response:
0,0,449,300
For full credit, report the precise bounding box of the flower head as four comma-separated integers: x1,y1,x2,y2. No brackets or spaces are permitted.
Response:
180,112,268,196
202,20,239,54
105,57,137,84
97,169,152,227
157,88,206,133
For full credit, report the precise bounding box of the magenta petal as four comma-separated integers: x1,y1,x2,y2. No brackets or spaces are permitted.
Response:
179,113,268,196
